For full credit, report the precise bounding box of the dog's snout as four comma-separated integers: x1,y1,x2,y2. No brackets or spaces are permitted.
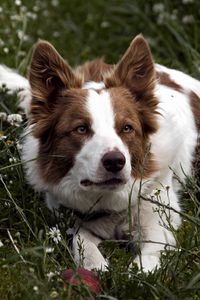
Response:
101,151,126,173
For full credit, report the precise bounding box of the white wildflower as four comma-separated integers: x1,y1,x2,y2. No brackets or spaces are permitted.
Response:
26,12,37,20
0,240,3,247
152,3,165,13
0,112,7,121
15,0,22,6
45,247,54,253
50,291,59,298
9,157,17,163
29,267,35,273
101,21,110,28
17,29,24,40
33,286,39,293
151,188,161,197
48,226,62,244
16,141,23,150
182,15,194,24
0,6,3,13
7,114,23,126
33,5,39,12
47,271,55,281
15,231,21,237
3,47,9,54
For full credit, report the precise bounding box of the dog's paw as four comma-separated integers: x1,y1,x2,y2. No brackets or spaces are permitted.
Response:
83,257,108,272
133,254,160,273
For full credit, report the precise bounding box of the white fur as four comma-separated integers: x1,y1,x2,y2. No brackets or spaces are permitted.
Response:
82,81,105,90
73,228,108,270
1,64,199,272
0,65,29,91
0,65,31,115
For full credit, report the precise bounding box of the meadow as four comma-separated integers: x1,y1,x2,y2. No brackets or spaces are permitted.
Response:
0,0,200,299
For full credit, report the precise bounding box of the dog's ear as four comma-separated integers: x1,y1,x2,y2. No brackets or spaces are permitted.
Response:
29,41,82,138
105,35,156,99
106,35,158,136
29,40,81,100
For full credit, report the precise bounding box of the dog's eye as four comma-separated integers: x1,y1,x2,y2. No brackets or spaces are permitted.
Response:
122,124,133,133
75,125,89,134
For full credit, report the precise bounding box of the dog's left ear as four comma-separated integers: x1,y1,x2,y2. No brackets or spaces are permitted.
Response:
105,35,156,99
106,35,158,136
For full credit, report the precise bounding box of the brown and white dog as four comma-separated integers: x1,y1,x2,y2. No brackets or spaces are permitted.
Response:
1,35,200,272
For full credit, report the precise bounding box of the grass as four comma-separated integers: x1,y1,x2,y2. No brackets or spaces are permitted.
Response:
0,0,200,299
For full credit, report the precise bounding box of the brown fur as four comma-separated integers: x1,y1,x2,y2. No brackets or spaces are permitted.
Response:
105,35,157,99
75,58,113,83
29,41,83,137
156,71,182,92
30,41,83,100
110,87,157,178
190,91,200,130
37,89,93,184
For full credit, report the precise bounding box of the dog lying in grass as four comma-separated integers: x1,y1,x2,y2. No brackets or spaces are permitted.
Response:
1,35,199,272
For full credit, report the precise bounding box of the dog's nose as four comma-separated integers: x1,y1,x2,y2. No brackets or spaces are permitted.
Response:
101,151,126,173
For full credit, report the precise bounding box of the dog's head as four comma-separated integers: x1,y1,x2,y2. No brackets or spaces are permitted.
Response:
28,35,158,201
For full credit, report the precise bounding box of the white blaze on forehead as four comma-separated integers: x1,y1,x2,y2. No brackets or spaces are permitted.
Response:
82,81,105,90
82,81,117,138
86,88,115,136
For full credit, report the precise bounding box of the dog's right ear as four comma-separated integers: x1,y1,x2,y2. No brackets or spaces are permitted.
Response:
29,41,82,138
29,40,81,100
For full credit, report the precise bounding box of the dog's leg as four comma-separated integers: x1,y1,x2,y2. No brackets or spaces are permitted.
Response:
134,180,181,272
73,228,108,271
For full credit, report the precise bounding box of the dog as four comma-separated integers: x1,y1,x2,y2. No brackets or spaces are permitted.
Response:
1,35,200,272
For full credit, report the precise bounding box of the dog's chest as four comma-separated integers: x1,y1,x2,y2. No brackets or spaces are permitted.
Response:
74,208,139,241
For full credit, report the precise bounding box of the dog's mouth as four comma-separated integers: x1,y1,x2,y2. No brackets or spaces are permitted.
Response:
80,178,124,188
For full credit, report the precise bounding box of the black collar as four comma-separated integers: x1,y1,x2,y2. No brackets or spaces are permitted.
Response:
72,209,113,222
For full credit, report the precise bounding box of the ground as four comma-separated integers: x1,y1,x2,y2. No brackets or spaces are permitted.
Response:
0,1,200,299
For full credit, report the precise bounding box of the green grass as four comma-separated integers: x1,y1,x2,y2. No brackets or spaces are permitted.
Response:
0,0,200,299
